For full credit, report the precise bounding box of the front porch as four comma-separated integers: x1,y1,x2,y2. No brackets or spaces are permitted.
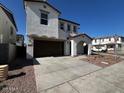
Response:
67,34,92,57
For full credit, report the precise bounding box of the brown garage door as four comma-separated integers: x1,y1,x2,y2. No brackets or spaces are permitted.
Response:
34,40,64,58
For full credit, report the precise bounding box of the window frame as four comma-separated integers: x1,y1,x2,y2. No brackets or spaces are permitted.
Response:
67,24,71,31
73,26,77,33
40,10,49,25
95,39,97,43
60,22,65,31
10,27,14,36
109,38,111,41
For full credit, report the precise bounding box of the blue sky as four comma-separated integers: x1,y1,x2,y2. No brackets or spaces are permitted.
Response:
0,0,124,38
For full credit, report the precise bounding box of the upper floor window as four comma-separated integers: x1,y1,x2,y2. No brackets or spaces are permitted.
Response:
73,26,77,33
94,39,97,43
67,24,71,31
60,23,64,30
40,11,48,25
109,38,111,41
116,38,119,41
101,39,104,42
43,5,47,9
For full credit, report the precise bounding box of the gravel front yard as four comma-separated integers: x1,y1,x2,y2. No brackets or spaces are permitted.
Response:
82,55,123,68
0,59,37,93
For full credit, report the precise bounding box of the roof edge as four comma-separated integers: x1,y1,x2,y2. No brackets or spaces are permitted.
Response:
0,3,18,31
69,34,92,40
24,0,61,14
93,35,124,39
59,18,80,25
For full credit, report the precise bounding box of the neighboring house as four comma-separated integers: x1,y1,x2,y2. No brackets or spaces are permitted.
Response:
24,0,92,59
16,34,24,46
16,34,26,58
0,3,17,64
92,35,124,53
0,4,17,44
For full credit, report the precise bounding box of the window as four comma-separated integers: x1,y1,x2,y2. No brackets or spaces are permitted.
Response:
67,24,71,31
110,45,114,48
73,26,77,33
95,39,97,43
43,5,47,8
40,12,48,25
10,27,13,35
109,38,111,41
60,23,64,30
116,38,119,41
101,39,104,42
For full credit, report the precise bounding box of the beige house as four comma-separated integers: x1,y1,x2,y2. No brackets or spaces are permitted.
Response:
24,0,92,59
0,3,17,64
92,35,124,53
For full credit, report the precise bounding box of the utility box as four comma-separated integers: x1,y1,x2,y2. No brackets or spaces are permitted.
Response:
0,65,8,81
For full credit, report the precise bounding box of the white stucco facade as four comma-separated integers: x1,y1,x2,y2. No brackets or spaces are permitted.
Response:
70,35,92,56
92,36,124,53
0,4,17,63
58,19,79,40
92,37,122,45
25,1,60,39
25,0,92,59
0,7,16,44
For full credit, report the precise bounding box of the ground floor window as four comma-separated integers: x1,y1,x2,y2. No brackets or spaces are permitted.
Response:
107,45,115,48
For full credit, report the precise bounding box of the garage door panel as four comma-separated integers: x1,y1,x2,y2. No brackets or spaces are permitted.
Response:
34,40,64,57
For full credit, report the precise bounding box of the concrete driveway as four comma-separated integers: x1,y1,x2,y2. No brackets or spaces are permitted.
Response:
33,56,124,93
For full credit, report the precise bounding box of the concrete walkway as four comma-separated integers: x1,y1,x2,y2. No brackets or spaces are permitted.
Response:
33,56,124,93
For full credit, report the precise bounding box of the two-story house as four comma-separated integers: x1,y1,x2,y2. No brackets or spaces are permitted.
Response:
92,35,124,53
0,3,17,64
24,0,92,59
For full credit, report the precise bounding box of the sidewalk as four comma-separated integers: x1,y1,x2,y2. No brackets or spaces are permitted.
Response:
69,61,124,93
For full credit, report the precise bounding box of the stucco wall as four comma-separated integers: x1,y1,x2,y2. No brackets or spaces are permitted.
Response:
0,8,2,42
64,41,71,56
0,7,16,44
59,20,79,40
8,44,16,62
25,1,60,39
74,35,91,44
26,37,34,59
0,44,16,64
0,44,8,64
92,37,122,45
70,35,92,56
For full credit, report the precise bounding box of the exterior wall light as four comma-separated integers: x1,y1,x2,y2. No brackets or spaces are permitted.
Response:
83,42,87,46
